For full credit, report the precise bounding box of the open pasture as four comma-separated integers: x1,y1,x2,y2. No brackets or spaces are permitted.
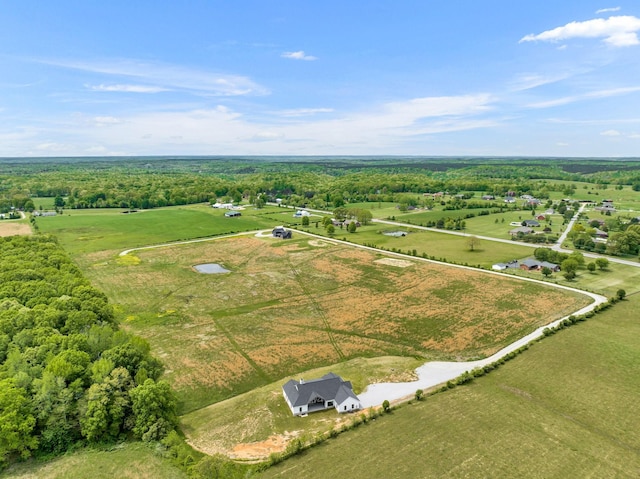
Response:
3,443,187,479
35,204,293,255
316,224,537,267
460,210,563,238
84,234,590,414
260,296,640,479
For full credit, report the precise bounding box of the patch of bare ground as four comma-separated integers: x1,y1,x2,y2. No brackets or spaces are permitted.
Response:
229,431,301,461
374,257,414,268
0,222,31,237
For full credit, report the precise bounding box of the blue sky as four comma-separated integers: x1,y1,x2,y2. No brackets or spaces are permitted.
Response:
1,1,640,157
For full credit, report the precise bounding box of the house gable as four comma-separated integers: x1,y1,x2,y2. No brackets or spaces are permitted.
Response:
282,372,361,416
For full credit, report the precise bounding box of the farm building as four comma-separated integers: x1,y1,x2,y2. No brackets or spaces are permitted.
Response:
211,202,234,209
224,211,241,217
519,259,560,272
509,226,534,235
282,372,361,416
293,210,311,218
272,226,292,239
522,219,540,227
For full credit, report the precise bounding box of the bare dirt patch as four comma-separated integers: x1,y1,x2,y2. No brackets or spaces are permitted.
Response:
374,257,414,268
0,222,31,237
230,432,300,460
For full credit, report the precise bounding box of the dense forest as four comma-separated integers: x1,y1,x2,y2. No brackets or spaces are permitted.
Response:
0,235,177,465
2,156,640,212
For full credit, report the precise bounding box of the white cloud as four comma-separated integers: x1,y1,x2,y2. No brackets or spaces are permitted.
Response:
85,145,108,154
528,85,640,108
10,93,495,156
276,108,334,117
601,129,621,136
87,84,169,93
520,15,640,47
509,72,573,91
281,50,317,61
629,133,640,138
35,142,71,152
93,116,122,126
596,7,621,14
557,142,570,146
38,58,270,96
250,131,285,141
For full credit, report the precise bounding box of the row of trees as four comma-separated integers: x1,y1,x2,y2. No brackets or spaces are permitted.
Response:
0,235,177,466
4,157,640,214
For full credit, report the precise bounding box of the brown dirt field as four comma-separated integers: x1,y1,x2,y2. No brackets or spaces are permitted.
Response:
0,222,31,237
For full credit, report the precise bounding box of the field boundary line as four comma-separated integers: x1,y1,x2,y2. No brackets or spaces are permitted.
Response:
118,230,263,256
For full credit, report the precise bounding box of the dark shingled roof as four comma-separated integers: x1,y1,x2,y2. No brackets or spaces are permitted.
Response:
282,372,359,407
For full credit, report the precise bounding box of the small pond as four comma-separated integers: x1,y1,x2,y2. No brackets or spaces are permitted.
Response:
193,263,230,274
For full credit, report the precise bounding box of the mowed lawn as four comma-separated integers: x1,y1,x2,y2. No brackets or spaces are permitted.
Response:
260,296,640,479
82,234,590,415
35,204,296,255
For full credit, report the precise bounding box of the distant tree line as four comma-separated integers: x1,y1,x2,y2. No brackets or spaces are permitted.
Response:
3,157,640,214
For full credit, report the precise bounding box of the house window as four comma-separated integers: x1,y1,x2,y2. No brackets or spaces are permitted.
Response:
327,401,333,407
344,406,347,411
299,407,302,412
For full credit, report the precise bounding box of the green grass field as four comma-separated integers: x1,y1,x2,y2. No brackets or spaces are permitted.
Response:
304,223,537,267
260,296,640,479
3,443,187,479
35,204,300,255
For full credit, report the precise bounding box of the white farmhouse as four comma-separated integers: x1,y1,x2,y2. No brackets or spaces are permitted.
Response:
282,372,361,416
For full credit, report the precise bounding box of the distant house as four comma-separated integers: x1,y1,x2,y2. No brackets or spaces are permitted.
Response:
293,210,311,218
519,259,559,272
544,208,555,215
593,228,608,239
224,211,241,217
34,211,57,217
343,219,361,228
595,199,616,213
282,372,361,416
509,226,534,235
272,226,292,239
482,195,495,200
492,260,520,271
212,202,234,209
504,198,516,204
535,214,546,221
522,219,540,227
525,199,542,207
